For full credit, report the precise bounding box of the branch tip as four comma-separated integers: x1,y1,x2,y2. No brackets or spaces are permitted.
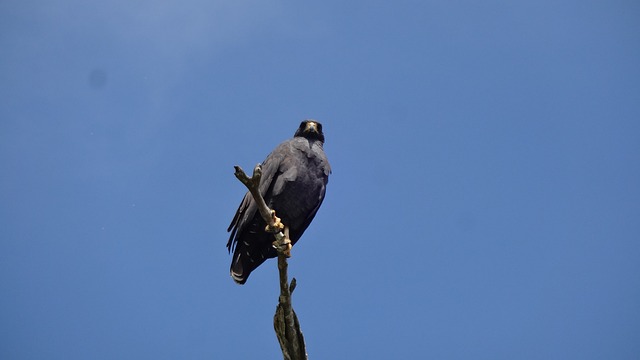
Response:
290,278,297,294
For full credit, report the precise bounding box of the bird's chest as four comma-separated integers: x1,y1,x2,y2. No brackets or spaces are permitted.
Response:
269,160,324,217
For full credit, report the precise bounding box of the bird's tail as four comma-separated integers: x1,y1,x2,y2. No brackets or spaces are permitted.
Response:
230,242,275,284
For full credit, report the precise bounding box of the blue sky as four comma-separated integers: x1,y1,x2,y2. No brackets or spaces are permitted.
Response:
1,1,639,359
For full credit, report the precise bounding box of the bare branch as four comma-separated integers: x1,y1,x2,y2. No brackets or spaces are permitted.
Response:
233,164,308,360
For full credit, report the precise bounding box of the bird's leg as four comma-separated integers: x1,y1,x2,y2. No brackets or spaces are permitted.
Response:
272,225,292,258
265,209,285,234
266,210,290,257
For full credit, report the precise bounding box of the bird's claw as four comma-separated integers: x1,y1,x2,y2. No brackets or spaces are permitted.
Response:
272,237,292,258
265,210,284,233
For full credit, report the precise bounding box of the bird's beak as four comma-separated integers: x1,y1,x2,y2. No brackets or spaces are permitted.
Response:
304,121,318,134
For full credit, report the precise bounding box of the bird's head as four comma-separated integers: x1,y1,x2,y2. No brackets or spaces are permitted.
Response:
294,119,325,143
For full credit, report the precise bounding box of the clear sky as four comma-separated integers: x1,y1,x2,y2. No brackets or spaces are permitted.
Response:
1,1,639,359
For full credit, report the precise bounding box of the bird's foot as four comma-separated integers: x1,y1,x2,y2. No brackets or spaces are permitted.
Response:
272,237,292,258
265,210,285,233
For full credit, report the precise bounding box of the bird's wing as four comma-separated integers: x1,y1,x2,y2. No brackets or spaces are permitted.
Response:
226,142,288,252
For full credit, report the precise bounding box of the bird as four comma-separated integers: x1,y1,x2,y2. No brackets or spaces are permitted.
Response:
226,120,331,284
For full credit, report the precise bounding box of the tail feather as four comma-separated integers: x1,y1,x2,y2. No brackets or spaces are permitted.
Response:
230,241,276,284
230,252,247,284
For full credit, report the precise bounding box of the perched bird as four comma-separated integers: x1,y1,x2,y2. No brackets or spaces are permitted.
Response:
227,120,331,284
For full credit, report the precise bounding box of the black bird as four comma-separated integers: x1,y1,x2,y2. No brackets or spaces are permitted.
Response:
227,120,331,284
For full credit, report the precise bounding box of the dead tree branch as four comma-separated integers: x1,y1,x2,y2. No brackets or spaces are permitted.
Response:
234,164,308,360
